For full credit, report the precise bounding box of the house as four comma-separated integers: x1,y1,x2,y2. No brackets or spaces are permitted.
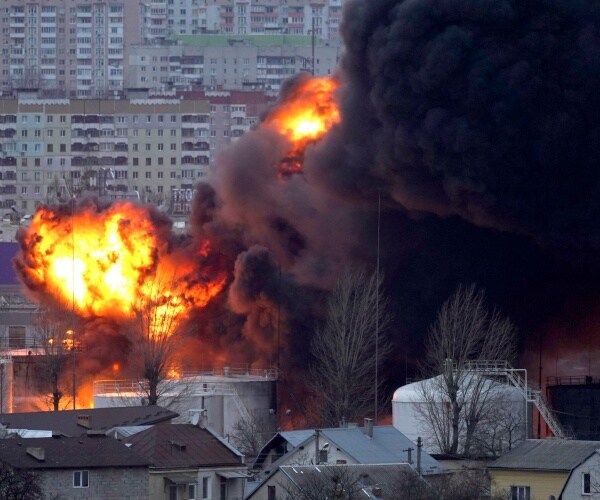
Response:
0,434,150,499
253,422,443,475
559,448,600,499
247,421,443,497
0,405,178,436
248,463,418,500
489,439,600,499
125,423,249,500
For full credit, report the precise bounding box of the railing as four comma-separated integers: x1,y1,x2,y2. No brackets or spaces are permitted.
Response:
547,375,600,386
462,360,568,439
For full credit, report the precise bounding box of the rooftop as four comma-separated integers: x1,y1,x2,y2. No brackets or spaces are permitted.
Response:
125,423,245,469
489,439,600,471
0,435,149,470
0,406,178,437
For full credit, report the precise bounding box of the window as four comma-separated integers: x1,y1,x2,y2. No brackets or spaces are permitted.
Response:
583,472,591,494
145,171,151,178
73,470,89,488
510,486,530,500
220,477,226,500
188,484,196,500
202,477,209,499
267,485,276,500
8,326,26,348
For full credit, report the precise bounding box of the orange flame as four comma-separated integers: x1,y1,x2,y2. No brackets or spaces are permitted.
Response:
264,76,341,175
19,202,227,330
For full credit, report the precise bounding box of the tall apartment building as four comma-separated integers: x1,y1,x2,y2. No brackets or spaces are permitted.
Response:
0,0,141,97
127,39,341,91
0,91,210,216
142,0,343,41
181,88,275,158
0,89,273,216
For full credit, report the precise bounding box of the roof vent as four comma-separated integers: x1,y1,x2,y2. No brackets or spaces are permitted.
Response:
77,415,92,429
26,447,45,462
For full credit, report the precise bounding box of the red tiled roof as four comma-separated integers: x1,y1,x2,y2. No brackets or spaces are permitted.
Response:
0,435,149,469
125,424,244,469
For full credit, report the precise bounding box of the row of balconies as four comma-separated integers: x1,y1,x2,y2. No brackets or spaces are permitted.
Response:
181,141,209,151
182,115,210,123
0,171,16,180
0,185,17,194
71,156,127,167
182,159,209,166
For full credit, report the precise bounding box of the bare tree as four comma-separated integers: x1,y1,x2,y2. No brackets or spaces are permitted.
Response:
393,468,499,500
32,311,76,411
277,466,364,500
417,284,517,456
0,463,43,500
309,267,392,427
230,410,276,460
129,276,185,406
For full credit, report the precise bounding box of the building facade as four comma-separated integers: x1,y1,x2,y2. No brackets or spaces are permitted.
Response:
127,38,341,92
0,92,212,214
0,0,142,97
141,0,343,40
0,1,344,96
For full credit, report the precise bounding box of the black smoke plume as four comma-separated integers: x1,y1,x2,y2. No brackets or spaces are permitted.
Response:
195,0,600,391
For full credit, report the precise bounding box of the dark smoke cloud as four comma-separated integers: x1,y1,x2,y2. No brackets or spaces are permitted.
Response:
192,0,600,390
315,0,600,248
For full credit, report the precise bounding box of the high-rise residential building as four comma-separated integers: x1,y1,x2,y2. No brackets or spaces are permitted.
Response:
0,0,141,97
0,88,273,216
127,39,341,91
0,90,211,215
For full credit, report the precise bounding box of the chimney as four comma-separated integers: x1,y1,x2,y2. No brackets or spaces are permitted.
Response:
77,415,92,429
363,418,373,438
315,429,320,464
26,447,45,462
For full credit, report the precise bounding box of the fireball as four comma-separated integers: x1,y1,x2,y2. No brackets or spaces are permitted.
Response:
17,202,227,331
264,76,341,175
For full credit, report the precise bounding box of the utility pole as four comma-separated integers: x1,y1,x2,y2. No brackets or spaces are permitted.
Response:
374,192,381,423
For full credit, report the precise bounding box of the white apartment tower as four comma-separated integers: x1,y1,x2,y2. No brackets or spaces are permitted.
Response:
0,0,141,97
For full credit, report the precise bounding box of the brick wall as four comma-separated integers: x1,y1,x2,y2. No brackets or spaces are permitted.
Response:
38,467,148,500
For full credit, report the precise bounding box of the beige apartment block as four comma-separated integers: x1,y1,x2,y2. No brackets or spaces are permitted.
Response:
0,91,211,217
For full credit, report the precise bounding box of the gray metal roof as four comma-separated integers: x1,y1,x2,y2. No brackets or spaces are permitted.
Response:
489,439,600,471
320,426,443,475
278,429,315,447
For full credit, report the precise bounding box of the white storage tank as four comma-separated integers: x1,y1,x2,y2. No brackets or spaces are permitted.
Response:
392,374,526,455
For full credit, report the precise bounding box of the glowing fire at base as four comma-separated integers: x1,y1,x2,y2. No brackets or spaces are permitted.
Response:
17,202,227,328
264,76,341,175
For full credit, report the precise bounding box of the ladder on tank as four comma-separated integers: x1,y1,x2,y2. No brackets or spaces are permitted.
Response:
461,360,568,439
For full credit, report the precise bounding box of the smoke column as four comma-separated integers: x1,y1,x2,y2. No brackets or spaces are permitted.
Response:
195,0,600,385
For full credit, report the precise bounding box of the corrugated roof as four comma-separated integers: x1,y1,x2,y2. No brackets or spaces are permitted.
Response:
0,435,149,469
489,439,600,471
125,424,245,469
320,426,443,475
0,406,178,437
